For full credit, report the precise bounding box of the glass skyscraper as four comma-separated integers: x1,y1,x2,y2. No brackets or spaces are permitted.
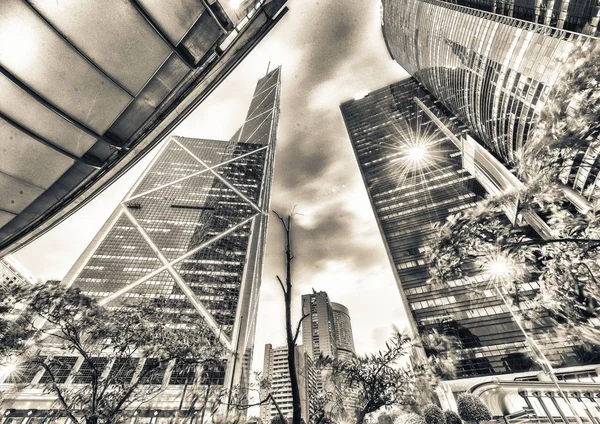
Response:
0,67,281,419
381,0,599,199
341,78,600,408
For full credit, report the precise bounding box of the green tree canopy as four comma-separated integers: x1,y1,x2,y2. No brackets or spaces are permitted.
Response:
2,282,225,424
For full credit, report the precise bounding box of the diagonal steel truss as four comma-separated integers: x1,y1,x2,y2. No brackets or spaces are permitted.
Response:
95,132,274,352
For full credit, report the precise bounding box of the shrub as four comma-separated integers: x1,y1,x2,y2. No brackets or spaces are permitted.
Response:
423,405,446,424
395,413,427,424
444,410,462,424
456,394,491,423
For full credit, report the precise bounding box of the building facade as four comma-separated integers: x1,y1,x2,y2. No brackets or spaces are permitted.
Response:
0,256,36,288
301,291,338,360
381,0,600,198
259,344,317,424
0,68,281,420
340,78,600,419
331,302,356,361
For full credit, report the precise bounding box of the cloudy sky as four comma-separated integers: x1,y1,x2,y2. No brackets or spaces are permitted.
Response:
14,0,411,371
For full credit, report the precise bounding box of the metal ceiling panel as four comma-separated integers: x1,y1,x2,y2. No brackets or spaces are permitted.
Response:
0,173,44,215
109,54,189,140
181,12,223,60
0,0,132,135
0,211,15,228
0,75,96,158
29,0,173,96
0,0,289,256
137,0,205,45
0,119,74,189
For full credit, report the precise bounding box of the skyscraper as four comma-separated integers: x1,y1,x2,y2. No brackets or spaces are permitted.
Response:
259,344,317,423
301,291,339,360
300,292,357,419
381,0,599,198
0,67,281,419
341,78,600,417
331,302,356,361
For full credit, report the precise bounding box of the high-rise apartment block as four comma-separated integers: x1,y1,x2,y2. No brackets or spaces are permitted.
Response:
0,68,281,420
260,344,317,424
381,0,600,199
301,292,356,361
341,78,600,419
301,291,338,359
331,302,356,361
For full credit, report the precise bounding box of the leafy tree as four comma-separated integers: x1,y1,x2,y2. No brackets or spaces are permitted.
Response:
422,405,446,424
0,280,32,360
395,413,426,424
378,412,400,424
271,416,288,424
456,394,491,424
428,41,600,354
443,410,462,424
518,41,600,202
3,281,224,424
420,330,456,380
319,332,427,424
223,371,286,424
429,191,600,345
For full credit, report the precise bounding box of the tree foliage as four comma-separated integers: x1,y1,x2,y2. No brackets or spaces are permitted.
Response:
518,41,600,200
395,413,426,424
428,40,600,355
3,281,225,424
443,410,462,424
429,190,600,346
423,405,446,424
0,281,32,360
378,412,400,424
456,394,491,423
271,416,288,424
319,332,428,424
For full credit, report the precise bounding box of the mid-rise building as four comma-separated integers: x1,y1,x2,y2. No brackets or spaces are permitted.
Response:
0,255,36,288
381,0,600,199
0,67,281,421
259,344,317,424
341,77,600,421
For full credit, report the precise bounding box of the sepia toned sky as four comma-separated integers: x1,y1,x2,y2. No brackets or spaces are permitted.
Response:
14,0,411,374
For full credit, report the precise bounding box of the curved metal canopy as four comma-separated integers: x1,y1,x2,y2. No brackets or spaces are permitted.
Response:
0,0,287,257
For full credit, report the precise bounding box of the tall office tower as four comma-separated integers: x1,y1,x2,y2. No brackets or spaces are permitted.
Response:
0,68,281,419
381,0,600,198
331,302,356,361
341,78,600,419
301,291,338,360
259,344,317,424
